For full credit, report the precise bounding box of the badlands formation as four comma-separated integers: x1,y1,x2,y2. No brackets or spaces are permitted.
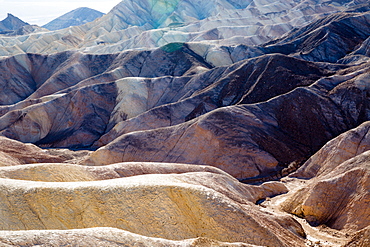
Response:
0,0,369,246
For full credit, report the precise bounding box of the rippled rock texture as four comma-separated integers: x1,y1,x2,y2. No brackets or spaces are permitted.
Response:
0,0,363,56
0,139,305,246
0,0,370,246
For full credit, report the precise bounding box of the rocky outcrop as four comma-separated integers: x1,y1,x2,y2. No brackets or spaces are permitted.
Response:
0,50,332,151
0,46,215,147
0,25,49,37
0,0,362,56
93,53,331,147
292,121,370,179
0,1,369,246
339,30,370,64
0,147,305,246
1,4,368,157
0,45,212,105
0,162,289,205
0,82,117,148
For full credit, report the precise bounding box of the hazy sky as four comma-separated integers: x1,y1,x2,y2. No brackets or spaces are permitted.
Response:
0,0,122,26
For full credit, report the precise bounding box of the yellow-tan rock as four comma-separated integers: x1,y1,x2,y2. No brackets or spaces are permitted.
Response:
0,161,230,181
0,227,260,247
0,172,305,246
282,151,370,232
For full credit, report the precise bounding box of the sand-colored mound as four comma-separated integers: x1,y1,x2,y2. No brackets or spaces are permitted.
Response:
343,226,370,247
283,122,370,232
0,162,230,181
0,163,288,205
0,227,259,247
0,172,305,246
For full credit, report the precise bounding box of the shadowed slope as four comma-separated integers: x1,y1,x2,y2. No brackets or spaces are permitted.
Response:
263,8,370,62
86,64,370,180
282,122,370,232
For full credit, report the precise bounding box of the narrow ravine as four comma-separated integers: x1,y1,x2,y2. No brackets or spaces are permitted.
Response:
258,177,352,247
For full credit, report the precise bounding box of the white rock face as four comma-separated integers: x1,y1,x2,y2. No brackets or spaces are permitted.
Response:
0,0,355,56
111,77,149,122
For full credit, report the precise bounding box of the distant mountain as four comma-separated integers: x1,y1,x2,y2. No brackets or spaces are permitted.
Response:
43,7,104,31
0,0,360,56
0,13,29,34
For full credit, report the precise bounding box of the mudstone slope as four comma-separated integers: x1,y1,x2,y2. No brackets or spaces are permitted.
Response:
0,0,369,246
